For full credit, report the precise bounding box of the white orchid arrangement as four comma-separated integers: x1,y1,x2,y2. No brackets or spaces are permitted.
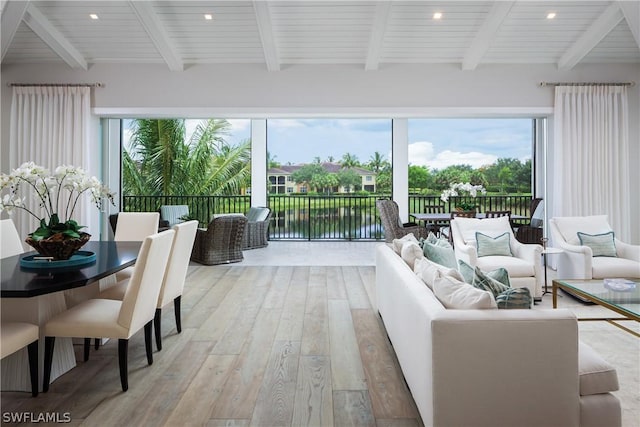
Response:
0,162,116,241
440,182,487,211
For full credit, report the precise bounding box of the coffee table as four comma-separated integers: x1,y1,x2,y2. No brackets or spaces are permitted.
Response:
552,279,639,337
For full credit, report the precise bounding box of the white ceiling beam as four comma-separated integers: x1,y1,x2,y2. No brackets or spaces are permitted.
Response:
558,2,624,70
365,1,392,71
462,1,515,71
253,1,280,72
2,0,29,60
129,0,183,71
618,0,640,49
22,3,87,70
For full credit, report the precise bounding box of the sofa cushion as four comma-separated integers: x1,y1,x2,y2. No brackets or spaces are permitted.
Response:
432,271,497,309
401,241,423,270
458,260,511,288
579,342,619,396
553,215,612,246
414,257,464,289
476,231,513,257
423,242,457,269
578,231,617,257
495,287,532,309
471,267,510,298
476,256,535,277
392,234,419,255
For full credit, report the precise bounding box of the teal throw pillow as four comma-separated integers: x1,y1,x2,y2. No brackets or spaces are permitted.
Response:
476,232,513,257
471,266,510,298
577,231,617,257
458,260,511,287
496,287,532,309
423,242,457,270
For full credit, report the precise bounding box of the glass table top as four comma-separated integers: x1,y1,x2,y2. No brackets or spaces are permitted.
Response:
555,278,640,318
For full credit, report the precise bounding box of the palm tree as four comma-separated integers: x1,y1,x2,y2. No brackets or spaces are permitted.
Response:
123,118,251,196
367,151,386,173
340,153,359,168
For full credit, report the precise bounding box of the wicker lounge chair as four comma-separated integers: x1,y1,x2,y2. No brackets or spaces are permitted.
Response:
376,199,428,243
191,214,248,265
242,207,272,249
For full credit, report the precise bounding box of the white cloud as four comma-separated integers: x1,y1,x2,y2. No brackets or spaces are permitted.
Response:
408,141,497,170
227,119,250,133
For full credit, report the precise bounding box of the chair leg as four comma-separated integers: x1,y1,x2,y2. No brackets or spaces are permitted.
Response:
174,296,182,333
154,308,162,351
118,339,128,392
144,321,153,365
84,338,91,362
27,340,38,397
95,338,100,350
43,337,55,392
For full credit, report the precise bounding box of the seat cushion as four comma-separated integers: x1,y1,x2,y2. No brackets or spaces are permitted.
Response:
476,256,535,277
1,322,38,359
591,257,640,279
579,341,619,396
44,299,130,339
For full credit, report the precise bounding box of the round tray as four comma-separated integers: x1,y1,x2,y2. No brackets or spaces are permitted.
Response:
20,251,96,269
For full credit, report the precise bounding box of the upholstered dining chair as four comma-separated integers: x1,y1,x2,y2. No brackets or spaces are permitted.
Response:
43,230,175,393
485,210,511,219
113,212,160,282
98,221,198,351
1,218,24,258
376,199,428,243
1,322,39,396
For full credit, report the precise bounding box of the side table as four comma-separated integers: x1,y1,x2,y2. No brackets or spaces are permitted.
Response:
542,247,564,295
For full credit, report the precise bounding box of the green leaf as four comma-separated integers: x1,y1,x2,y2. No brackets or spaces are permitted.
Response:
62,229,81,238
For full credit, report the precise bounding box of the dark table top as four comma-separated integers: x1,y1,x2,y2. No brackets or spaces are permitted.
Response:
1,241,141,298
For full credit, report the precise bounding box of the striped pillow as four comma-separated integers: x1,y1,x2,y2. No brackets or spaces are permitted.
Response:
496,288,532,309
471,266,509,298
475,231,513,257
577,231,617,257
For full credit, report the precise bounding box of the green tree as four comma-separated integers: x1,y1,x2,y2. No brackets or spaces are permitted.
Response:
341,153,359,168
337,168,362,192
367,152,387,173
291,163,327,190
311,173,338,194
498,166,514,193
432,165,475,190
267,151,280,169
123,119,251,197
408,165,433,192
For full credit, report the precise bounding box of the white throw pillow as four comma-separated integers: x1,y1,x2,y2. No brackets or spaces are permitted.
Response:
414,257,465,289
553,215,612,246
401,241,423,270
392,234,419,254
432,271,497,309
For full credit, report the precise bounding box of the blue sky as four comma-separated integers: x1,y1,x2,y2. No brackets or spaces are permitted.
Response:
125,118,532,171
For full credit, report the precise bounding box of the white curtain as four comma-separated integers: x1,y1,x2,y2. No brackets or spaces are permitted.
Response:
9,86,91,240
552,85,630,240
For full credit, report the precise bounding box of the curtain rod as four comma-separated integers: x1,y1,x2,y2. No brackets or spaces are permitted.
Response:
6,83,103,87
539,81,635,87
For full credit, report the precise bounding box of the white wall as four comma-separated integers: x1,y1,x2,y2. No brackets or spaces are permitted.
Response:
2,62,638,242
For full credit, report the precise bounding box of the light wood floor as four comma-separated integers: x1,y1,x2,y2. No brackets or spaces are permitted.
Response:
1,265,422,427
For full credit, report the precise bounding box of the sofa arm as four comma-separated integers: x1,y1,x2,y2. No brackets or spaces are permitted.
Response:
431,309,580,427
616,240,640,262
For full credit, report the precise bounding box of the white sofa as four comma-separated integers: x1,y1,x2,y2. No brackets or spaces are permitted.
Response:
451,216,544,298
376,243,621,427
550,215,640,280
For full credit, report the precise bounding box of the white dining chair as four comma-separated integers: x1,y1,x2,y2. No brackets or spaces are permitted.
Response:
1,322,39,396
99,220,198,350
1,218,24,258
42,230,175,392
113,212,160,282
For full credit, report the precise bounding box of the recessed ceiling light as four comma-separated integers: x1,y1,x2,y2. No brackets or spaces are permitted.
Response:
89,14,99,20
204,13,213,20
433,12,443,20
547,12,556,19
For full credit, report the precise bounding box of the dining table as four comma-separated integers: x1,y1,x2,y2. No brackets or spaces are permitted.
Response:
410,212,527,222
1,240,141,392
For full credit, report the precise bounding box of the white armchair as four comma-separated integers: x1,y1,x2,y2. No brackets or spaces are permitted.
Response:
550,215,640,280
451,216,544,298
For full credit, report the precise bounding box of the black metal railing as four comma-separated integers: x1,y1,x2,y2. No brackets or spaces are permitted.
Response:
122,194,534,241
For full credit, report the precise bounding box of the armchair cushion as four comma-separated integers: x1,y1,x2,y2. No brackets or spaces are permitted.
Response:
579,342,619,396
553,215,612,245
476,256,536,277
476,231,513,257
577,231,617,257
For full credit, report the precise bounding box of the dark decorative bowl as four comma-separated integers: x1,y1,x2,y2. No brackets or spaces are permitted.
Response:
25,232,91,260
